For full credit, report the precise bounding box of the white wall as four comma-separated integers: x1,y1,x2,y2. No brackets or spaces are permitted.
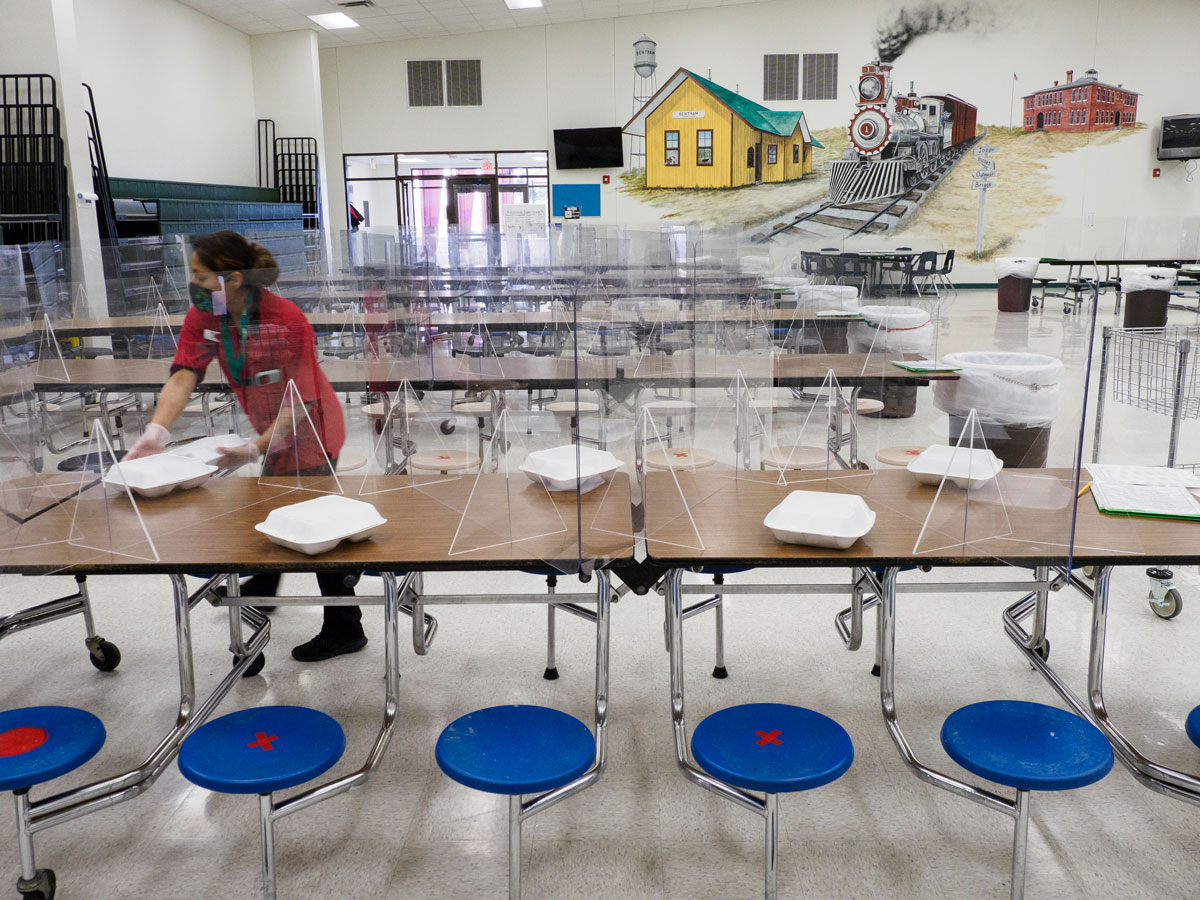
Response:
72,0,258,185
320,0,1200,254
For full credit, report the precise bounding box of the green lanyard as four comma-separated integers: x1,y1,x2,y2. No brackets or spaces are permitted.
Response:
219,290,255,387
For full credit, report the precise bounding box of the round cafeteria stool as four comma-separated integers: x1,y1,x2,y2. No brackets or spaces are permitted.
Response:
362,399,422,420
940,700,1113,900
408,449,482,474
178,706,345,900
691,702,853,898
643,398,698,416
644,447,716,471
544,399,601,415
855,398,886,417
875,445,928,467
760,445,833,470
0,706,106,900
1185,706,1200,748
437,705,595,898
335,450,367,472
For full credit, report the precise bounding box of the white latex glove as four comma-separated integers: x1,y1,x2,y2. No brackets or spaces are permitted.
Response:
214,440,261,474
124,423,170,460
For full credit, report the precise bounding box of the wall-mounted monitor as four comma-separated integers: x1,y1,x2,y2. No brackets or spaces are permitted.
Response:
553,127,624,169
1158,115,1200,161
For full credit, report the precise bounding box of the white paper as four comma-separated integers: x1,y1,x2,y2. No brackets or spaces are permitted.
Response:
1085,463,1200,487
1091,482,1200,518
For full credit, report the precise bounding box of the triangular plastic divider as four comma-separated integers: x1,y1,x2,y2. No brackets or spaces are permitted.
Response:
148,301,178,359
631,301,694,377
67,420,160,563
454,310,507,379
690,369,775,480
767,369,871,486
771,296,829,359
445,409,572,562
257,379,344,494
358,379,462,494
0,414,78,558
912,408,1013,556
35,314,70,382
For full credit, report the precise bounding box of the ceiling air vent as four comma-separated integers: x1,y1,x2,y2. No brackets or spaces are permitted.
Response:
339,1,374,7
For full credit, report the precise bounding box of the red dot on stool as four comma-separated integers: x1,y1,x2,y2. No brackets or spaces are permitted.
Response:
0,727,49,757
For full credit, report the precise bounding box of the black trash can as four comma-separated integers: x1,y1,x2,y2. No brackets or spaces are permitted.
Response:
948,415,1050,469
997,275,1033,312
859,381,918,418
1122,289,1170,329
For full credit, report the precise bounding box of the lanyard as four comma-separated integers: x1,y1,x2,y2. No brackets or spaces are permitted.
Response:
219,290,255,386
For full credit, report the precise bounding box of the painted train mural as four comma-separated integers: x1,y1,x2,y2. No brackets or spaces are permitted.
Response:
826,60,978,204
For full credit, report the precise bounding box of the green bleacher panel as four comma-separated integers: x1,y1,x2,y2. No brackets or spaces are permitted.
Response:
108,178,279,204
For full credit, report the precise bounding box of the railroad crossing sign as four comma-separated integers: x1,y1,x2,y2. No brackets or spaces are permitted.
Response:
971,142,998,254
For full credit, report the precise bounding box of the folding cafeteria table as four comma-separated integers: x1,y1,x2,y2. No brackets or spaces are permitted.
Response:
641,468,1200,829
0,472,634,894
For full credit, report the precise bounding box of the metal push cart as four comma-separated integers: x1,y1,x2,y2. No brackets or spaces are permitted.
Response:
1092,325,1200,618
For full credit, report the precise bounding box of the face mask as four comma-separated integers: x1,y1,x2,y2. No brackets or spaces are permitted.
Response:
189,275,228,315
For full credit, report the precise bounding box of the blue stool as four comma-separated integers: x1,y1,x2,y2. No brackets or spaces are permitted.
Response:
690,702,853,898
1185,706,1200,748
437,705,596,898
0,706,106,900
179,706,345,900
941,700,1114,900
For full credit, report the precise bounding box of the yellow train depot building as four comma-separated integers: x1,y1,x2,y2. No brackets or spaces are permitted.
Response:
624,67,821,190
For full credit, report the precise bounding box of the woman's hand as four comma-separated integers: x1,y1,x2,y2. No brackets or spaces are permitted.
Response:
124,423,170,461
214,441,261,473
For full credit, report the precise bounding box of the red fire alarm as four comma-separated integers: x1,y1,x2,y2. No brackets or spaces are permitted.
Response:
602,175,610,184
1153,168,1161,178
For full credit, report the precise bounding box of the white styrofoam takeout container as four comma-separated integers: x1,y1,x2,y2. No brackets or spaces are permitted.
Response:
907,444,1004,490
254,495,387,556
103,455,217,499
763,490,876,549
167,434,255,467
519,445,622,494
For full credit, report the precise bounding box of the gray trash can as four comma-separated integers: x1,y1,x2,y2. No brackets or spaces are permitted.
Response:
1121,267,1177,329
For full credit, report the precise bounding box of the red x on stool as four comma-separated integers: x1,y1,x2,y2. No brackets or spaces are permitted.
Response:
755,730,783,746
247,732,277,752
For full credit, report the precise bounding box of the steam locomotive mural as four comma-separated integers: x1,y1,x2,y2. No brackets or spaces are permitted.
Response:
826,61,978,205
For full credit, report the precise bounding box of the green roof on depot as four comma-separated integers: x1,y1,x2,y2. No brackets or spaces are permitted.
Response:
682,69,824,148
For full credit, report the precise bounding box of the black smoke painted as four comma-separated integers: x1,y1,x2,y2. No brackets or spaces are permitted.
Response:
875,2,994,63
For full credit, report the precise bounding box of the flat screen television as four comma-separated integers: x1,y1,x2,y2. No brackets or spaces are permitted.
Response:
553,127,624,169
1158,115,1200,160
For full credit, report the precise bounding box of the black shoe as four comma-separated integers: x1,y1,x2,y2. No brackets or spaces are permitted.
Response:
291,631,368,662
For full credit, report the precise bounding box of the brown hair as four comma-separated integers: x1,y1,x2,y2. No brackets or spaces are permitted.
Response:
192,230,279,288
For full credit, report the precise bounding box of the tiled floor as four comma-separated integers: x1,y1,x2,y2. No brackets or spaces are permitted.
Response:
3,289,1200,899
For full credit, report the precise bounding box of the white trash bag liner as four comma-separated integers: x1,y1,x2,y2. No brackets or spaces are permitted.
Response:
1121,267,1177,293
933,351,1064,426
793,284,860,309
995,257,1039,280
848,305,933,354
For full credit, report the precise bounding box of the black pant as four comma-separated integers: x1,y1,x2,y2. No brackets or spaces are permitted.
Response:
255,456,362,636
239,572,362,635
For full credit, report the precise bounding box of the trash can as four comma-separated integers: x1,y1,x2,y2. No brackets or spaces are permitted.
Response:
933,351,1064,468
995,258,1039,312
848,306,933,418
790,285,859,354
1121,267,1176,329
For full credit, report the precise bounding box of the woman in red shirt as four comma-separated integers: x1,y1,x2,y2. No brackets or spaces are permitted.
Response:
125,231,365,663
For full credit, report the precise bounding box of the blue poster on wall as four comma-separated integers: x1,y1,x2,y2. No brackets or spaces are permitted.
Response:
552,184,601,217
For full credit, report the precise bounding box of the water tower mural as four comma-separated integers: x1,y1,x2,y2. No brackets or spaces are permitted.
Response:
630,35,658,172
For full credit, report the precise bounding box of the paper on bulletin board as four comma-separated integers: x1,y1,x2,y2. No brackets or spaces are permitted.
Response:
503,204,547,237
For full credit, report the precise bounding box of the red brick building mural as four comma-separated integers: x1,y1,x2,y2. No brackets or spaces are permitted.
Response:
1021,68,1138,132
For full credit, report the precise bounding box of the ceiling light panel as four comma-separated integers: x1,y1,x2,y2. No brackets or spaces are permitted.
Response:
308,12,360,28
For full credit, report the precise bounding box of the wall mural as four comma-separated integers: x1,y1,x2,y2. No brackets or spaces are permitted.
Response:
618,1,1144,262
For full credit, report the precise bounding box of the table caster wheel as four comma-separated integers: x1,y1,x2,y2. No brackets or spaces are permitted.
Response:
236,651,266,678
1149,588,1182,620
1082,566,1097,579
87,638,121,672
17,867,55,899
440,419,456,435
1063,304,1073,315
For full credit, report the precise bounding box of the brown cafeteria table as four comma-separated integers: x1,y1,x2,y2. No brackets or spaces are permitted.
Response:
642,467,1200,846
0,472,633,889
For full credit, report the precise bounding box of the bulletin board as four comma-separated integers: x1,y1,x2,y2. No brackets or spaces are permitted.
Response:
551,184,601,217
